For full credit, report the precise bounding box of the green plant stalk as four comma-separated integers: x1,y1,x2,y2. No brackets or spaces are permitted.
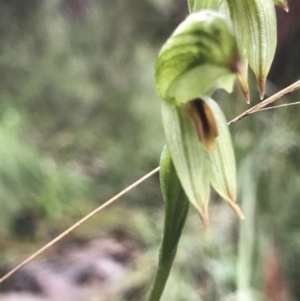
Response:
147,147,189,301
147,257,175,301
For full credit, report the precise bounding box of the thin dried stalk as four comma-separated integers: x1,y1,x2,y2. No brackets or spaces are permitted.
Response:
228,80,300,125
0,167,160,284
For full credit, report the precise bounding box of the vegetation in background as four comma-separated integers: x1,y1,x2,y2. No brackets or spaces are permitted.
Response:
1,0,300,301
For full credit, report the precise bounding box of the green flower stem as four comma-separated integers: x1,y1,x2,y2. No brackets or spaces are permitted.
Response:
147,254,176,301
147,147,189,301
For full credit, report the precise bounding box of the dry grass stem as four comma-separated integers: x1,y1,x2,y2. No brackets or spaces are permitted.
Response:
228,80,300,125
257,101,300,112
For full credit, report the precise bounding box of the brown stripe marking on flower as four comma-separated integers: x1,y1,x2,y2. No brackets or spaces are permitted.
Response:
186,98,218,151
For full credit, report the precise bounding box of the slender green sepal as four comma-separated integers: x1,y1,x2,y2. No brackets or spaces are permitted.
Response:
205,98,244,219
155,11,241,105
162,102,211,227
147,147,190,301
273,0,289,12
226,0,277,99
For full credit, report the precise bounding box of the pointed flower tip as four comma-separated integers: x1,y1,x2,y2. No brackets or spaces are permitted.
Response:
199,211,210,230
197,203,210,230
236,71,250,104
241,86,250,104
239,85,250,104
259,78,266,100
228,201,244,220
277,1,289,12
274,0,289,11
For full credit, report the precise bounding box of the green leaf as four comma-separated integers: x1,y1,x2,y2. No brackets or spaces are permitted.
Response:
226,0,277,98
155,11,241,105
162,102,211,227
190,0,223,12
205,98,244,218
147,147,189,301
273,0,289,11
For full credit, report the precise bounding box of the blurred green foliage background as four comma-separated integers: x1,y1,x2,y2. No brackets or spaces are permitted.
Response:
1,1,300,301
